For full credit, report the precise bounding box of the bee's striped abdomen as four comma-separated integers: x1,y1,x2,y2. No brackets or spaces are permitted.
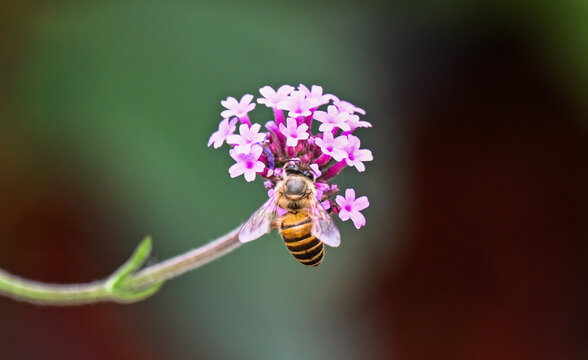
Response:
280,212,324,267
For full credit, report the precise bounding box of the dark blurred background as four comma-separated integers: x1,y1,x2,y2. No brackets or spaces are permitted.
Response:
1,1,586,359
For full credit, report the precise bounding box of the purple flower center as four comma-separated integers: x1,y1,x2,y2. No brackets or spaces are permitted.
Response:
345,205,352,212
246,161,254,169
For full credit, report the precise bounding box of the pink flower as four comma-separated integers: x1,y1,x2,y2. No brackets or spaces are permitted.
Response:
332,96,366,115
221,94,256,120
264,180,274,189
336,188,369,229
229,145,265,182
277,90,321,118
343,135,373,172
298,84,331,107
257,85,295,107
207,117,238,149
226,123,266,154
309,163,322,178
346,114,372,132
279,117,309,147
314,185,331,210
315,132,348,161
313,105,351,132
315,182,331,193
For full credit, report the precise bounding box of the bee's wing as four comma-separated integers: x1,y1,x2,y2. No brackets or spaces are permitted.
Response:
238,194,279,243
308,194,341,247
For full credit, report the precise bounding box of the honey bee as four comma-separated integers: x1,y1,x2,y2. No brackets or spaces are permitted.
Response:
239,161,341,266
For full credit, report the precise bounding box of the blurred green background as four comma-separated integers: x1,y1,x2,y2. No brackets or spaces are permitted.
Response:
1,1,586,359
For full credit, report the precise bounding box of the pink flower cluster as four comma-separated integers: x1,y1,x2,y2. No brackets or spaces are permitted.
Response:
207,84,373,229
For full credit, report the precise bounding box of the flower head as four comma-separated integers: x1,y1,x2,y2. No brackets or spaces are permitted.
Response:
336,188,369,229
279,117,310,147
228,145,265,182
208,117,238,149
208,84,373,243
226,123,266,154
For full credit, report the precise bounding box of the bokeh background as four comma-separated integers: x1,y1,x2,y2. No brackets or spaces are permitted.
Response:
1,1,586,359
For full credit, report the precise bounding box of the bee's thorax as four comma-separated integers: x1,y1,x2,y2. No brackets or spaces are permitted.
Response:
284,177,307,197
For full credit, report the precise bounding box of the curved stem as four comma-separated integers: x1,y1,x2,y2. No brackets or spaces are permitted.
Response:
129,226,241,289
0,225,243,305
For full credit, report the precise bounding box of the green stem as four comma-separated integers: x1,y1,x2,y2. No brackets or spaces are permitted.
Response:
129,227,241,289
0,225,242,305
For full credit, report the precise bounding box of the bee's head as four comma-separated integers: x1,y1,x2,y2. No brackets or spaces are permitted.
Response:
283,161,315,181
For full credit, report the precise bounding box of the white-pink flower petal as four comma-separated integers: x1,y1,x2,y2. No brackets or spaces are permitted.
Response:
226,123,266,154
277,90,320,118
313,105,351,132
278,117,309,147
228,146,265,182
315,132,348,162
343,135,373,172
221,94,256,119
309,163,322,178
331,96,366,115
346,114,372,131
207,117,238,148
298,84,331,106
258,85,295,107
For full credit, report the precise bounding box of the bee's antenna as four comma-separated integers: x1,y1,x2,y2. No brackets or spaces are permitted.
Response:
262,145,275,170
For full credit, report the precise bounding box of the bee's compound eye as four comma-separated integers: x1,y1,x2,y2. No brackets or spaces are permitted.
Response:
285,163,300,175
302,170,314,180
